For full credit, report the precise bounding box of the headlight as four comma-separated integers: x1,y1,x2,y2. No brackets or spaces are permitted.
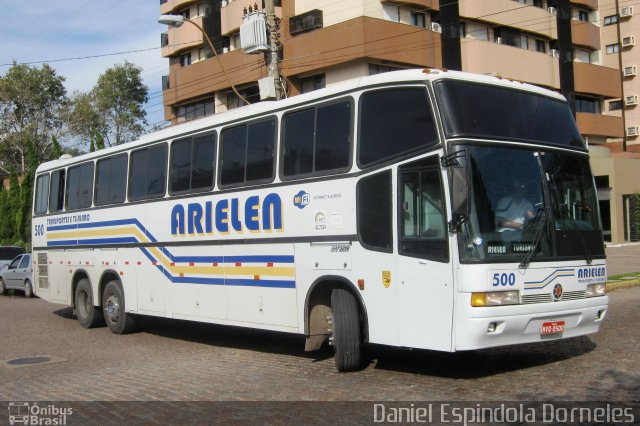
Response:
586,283,606,297
471,290,520,307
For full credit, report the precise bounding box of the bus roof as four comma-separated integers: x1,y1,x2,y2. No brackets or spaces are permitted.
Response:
36,68,567,173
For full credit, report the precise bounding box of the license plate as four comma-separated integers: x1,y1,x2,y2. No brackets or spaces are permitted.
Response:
541,321,565,335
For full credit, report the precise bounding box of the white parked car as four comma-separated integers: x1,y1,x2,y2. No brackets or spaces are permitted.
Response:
0,253,34,298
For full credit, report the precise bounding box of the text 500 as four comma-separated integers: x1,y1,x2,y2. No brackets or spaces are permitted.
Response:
492,272,516,286
34,224,45,236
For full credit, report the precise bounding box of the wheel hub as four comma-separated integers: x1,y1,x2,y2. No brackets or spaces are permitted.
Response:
105,295,120,322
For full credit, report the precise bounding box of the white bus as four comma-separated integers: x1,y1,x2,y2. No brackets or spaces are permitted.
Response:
32,69,608,371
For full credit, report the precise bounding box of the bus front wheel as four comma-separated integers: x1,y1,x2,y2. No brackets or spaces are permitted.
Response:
331,288,362,372
75,278,103,328
102,280,135,334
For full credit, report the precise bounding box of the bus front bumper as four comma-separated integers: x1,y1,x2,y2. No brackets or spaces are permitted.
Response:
454,294,609,351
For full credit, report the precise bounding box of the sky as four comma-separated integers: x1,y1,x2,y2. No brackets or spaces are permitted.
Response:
0,1,169,140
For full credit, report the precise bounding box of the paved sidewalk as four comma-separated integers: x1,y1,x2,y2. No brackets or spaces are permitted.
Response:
605,243,640,276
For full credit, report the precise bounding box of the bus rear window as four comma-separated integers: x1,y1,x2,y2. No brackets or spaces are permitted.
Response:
34,174,50,215
434,80,584,148
358,87,437,168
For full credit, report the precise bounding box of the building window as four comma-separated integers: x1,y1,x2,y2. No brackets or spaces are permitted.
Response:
533,0,543,8
609,100,623,111
411,12,426,28
179,8,190,19
574,49,591,63
226,86,259,110
300,74,325,93
575,96,601,114
606,43,620,54
175,98,214,122
289,9,323,35
180,52,192,67
198,47,212,61
578,10,589,22
535,39,546,53
369,64,404,75
604,15,619,26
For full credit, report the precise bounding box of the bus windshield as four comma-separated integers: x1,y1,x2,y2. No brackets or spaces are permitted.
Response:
435,80,585,149
457,144,604,263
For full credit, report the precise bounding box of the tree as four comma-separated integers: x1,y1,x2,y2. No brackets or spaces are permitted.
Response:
16,137,38,242
0,185,9,244
51,135,63,159
94,61,148,146
7,164,20,241
0,62,67,173
66,91,101,149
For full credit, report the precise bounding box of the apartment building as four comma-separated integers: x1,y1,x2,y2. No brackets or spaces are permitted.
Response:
160,0,640,242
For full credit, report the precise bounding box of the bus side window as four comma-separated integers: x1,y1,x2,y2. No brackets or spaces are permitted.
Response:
34,174,50,215
357,170,393,252
220,117,275,187
49,169,65,213
66,162,94,210
129,144,168,201
170,133,215,194
358,87,438,168
95,154,128,206
399,157,448,262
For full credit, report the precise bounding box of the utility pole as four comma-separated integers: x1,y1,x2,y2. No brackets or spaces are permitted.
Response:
556,0,576,116
440,0,462,71
265,0,282,99
615,0,628,151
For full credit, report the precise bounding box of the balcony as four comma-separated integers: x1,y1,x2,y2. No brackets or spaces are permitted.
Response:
161,16,205,57
576,113,624,138
571,20,600,50
160,0,197,15
282,17,441,78
460,0,556,38
570,0,598,10
461,39,560,89
574,62,622,98
163,50,264,120
221,0,282,36
381,0,438,10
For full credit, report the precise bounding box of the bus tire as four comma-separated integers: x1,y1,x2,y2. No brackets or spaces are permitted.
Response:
102,280,135,334
331,288,362,372
75,278,102,328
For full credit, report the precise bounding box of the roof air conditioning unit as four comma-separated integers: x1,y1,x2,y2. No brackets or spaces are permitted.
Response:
620,6,634,17
496,37,503,44
627,126,639,137
623,35,636,47
430,22,442,33
549,49,559,58
240,12,269,54
624,65,637,77
626,95,639,106
548,7,557,15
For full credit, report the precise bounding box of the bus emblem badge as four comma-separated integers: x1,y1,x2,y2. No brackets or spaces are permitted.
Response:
294,190,310,209
552,283,563,301
382,271,391,288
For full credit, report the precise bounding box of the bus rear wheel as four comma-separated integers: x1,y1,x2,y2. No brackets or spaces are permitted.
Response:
102,280,135,334
75,278,103,328
331,288,363,372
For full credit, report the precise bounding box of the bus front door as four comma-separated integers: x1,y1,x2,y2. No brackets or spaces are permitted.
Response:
396,157,454,351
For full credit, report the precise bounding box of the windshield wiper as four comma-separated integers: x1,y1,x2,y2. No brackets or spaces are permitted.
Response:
565,208,593,265
519,207,550,269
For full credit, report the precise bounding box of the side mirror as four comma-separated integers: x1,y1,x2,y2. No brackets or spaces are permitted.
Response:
442,149,470,222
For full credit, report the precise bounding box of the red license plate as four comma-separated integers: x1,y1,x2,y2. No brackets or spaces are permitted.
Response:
541,321,565,335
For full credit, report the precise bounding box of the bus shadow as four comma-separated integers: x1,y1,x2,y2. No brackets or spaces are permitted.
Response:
53,306,76,320
368,336,597,378
135,315,327,361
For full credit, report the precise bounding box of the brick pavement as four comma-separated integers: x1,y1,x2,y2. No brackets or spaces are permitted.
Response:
0,287,638,403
